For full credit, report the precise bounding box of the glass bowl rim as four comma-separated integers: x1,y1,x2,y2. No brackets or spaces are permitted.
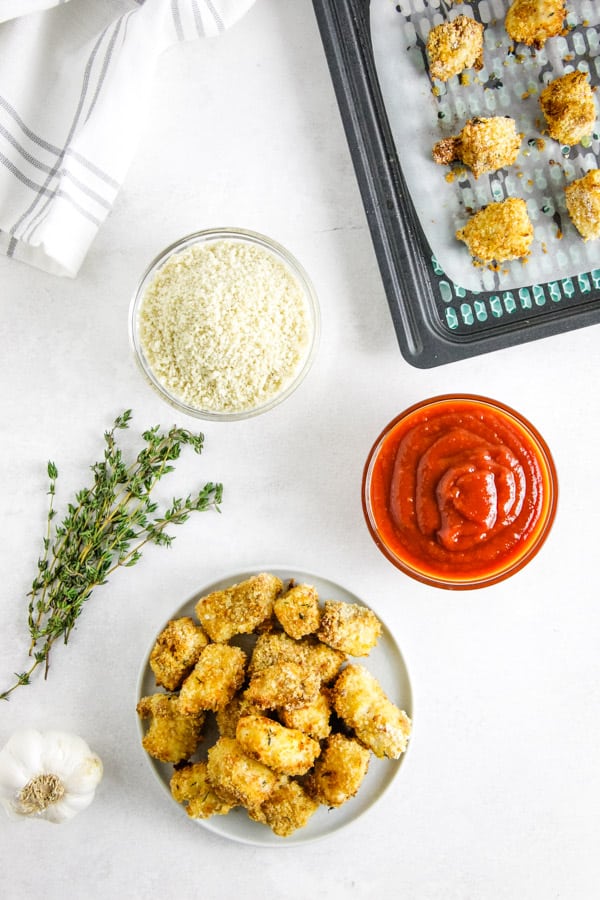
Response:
362,393,559,590
128,227,320,422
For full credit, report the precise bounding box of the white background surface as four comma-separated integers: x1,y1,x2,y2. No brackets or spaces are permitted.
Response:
1,1,599,897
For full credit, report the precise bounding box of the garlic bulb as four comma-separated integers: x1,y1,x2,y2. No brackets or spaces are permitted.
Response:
0,728,103,823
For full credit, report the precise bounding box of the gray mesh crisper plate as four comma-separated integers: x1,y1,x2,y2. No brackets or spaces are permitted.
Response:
312,0,600,367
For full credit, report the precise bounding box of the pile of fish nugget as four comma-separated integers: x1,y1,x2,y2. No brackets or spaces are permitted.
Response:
137,573,411,837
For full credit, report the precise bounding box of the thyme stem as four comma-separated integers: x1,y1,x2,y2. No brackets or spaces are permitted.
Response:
2,410,223,702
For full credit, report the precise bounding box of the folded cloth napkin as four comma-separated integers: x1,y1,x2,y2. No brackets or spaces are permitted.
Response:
0,0,256,276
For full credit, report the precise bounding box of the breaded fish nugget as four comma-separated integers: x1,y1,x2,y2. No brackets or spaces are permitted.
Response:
304,733,370,808
505,0,566,48
249,632,345,683
149,616,209,692
565,169,600,241
195,572,283,642
274,583,321,639
540,71,597,147
244,660,321,711
426,15,484,82
236,715,321,776
170,761,233,819
249,781,319,837
179,643,246,714
332,664,412,759
456,197,534,263
206,737,278,809
317,601,382,657
137,693,205,764
215,693,266,738
433,116,522,178
279,689,332,741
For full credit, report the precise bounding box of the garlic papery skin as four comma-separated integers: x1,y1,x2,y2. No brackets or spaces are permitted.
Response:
0,729,103,823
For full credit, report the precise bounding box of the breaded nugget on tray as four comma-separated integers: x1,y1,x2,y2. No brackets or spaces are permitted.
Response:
505,0,566,49
274,582,321,639
170,761,233,819
136,693,205,764
236,715,321,776
244,660,321,711
206,736,279,809
304,733,371,808
433,116,523,179
317,600,382,657
456,197,534,264
565,169,600,241
279,689,333,741
332,664,412,760
540,71,597,147
426,15,484,83
248,780,319,837
178,643,247,714
195,572,283,642
149,616,209,692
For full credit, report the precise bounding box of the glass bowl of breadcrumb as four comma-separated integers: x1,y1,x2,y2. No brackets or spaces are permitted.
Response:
129,228,320,421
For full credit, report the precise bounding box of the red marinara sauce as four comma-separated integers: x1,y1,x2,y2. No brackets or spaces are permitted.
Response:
362,396,558,589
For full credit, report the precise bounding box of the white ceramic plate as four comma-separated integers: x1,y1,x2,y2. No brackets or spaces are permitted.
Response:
136,568,413,846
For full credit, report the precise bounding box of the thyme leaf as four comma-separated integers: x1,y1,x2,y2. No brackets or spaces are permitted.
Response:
1,410,223,702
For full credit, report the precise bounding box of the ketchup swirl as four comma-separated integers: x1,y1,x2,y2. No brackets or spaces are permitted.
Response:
364,397,556,586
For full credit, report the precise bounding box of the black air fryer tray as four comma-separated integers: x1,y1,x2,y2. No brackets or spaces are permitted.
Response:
312,0,600,368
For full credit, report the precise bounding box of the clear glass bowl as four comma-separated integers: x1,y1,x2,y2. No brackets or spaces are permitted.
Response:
362,394,558,590
129,228,320,421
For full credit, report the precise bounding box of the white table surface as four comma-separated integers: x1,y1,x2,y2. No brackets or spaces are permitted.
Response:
1,1,599,897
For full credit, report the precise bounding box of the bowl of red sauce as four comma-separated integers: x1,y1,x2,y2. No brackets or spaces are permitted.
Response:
362,395,558,590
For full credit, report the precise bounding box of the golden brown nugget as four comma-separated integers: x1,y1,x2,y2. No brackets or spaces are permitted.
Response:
236,715,321,776
456,197,534,263
304,733,370,808
505,0,566,48
249,781,319,837
215,693,266,738
149,616,209,692
279,689,332,741
426,15,484,82
274,583,321,639
179,643,247,714
565,169,600,240
170,762,233,819
195,572,283,642
244,660,321,711
206,737,278,809
249,632,345,683
540,71,597,146
136,693,205,764
332,664,412,759
433,116,522,178
317,600,382,657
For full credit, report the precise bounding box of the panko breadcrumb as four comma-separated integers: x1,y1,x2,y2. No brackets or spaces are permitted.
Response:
236,715,321,776
170,761,233,819
565,169,600,241
426,15,484,82
206,736,278,809
178,643,246,714
456,197,534,263
244,660,321,711
136,693,205,764
195,572,283,642
433,116,522,179
149,616,209,692
279,689,333,740
539,71,597,147
317,600,382,657
249,780,319,837
304,733,371,808
505,0,566,49
249,631,345,683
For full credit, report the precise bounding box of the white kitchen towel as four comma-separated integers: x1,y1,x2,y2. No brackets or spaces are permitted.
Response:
0,0,256,277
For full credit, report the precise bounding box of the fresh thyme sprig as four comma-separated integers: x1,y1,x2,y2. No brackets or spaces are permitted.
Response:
1,410,223,701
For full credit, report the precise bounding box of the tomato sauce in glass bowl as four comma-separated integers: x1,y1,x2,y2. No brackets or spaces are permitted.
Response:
362,395,558,589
